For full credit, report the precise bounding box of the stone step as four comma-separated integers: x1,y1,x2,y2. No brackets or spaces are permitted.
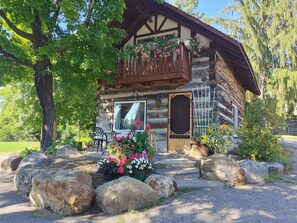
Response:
155,168,200,178
155,153,188,160
174,178,224,189
154,158,197,169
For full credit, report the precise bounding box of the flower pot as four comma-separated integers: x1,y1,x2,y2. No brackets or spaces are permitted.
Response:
188,143,210,159
130,170,146,181
103,172,118,182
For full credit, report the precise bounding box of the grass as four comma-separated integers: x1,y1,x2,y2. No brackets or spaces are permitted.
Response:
0,141,39,153
265,173,296,184
280,135,297,140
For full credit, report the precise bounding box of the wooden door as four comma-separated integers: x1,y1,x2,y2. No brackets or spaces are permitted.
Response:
168,92,192,153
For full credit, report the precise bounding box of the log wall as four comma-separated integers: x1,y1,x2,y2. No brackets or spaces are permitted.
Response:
215,52,246,126
97,51,215,152
96,49,246,152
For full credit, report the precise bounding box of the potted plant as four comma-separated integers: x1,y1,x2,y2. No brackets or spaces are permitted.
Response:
190,135,210,158
97,158,120,181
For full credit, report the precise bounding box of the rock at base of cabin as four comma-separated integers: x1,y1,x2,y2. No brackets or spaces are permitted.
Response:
95,176,160,215
144,174,175,197
239,160,268,184
201,155,245,186
1,153,23,172
29,169,94,215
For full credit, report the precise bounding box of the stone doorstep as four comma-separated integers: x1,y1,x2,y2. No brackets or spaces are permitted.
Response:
154,159,197,169
174,178,225,189
155,167,201,179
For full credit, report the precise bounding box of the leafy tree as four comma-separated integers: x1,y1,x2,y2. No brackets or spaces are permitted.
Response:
171,0,204,18
0,83,41,141
0,0,127,150
212,0,297,97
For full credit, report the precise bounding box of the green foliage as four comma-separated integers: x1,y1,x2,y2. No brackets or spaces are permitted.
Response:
267,69,297,119
212,0,297,103
238,97,287,162
0,83,41,142
19,147,38,158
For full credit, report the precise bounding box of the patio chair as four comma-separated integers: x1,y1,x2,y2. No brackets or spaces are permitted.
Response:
93,127,108,153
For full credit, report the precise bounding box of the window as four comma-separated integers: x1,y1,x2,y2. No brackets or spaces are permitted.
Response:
232,104,239,130
114,101,146,131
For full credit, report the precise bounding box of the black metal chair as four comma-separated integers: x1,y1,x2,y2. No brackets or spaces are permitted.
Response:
93,127,108,153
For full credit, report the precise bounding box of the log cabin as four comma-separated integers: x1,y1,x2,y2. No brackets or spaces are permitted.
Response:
96,0,260,153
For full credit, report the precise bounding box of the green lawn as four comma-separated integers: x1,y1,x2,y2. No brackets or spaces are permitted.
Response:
0,142,39,153
280,135,297,140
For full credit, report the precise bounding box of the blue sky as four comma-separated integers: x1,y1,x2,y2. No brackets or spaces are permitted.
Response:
198,0,234,17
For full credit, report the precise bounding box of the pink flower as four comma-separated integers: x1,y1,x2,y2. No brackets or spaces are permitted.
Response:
142,53,149,59
120,136,124,140
117,167,124,174
135,119,141,129
113,136,118,140
145,124,151,132
107,157,115,162
127,133,131,138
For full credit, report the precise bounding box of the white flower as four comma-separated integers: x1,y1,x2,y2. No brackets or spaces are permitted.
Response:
129,170,132,174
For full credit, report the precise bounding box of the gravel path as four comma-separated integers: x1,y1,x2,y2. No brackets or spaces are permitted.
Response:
1,139,297,223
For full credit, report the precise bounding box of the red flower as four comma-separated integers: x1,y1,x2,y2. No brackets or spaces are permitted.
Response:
117,167,124,174
120,136,124,140
133,153,141,159
135,119,141,129
145,124,151,132
113,136,118,140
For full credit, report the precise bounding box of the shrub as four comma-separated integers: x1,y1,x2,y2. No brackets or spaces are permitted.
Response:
19,147,38,158
238,96,287,162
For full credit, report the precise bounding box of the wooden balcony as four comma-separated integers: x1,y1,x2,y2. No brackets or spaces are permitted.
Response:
112,43,191,87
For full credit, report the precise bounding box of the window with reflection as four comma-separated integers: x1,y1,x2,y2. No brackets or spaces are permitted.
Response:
114,101,146,131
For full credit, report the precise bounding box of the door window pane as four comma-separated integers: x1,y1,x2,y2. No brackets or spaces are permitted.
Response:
114,101,146,131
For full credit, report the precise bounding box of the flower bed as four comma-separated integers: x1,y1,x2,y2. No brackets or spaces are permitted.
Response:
97,121,154,181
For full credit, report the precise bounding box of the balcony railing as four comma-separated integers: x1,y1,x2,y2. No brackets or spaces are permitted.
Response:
112,43,191,86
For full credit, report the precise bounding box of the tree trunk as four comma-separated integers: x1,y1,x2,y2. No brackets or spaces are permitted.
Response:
34,70,55,152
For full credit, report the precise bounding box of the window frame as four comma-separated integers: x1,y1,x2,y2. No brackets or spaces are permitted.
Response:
113,100,147,132
232,104,239,130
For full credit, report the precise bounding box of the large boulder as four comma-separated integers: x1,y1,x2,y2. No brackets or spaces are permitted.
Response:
14,152,49,196
56,145,82,158
1,153,23,172
263,162,285,175
239,160,268,184
14,166,45,196
17,151,48,169
201,155,245,186
95,176,160,214
144,174,175,197
30,169,94,215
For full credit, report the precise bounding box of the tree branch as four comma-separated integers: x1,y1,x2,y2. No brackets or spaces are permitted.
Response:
0,46,34,68
48,0,62,33
0,9,34,41
83,0,96,27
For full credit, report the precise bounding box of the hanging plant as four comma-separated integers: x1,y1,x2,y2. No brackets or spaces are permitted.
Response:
188,35,202,56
